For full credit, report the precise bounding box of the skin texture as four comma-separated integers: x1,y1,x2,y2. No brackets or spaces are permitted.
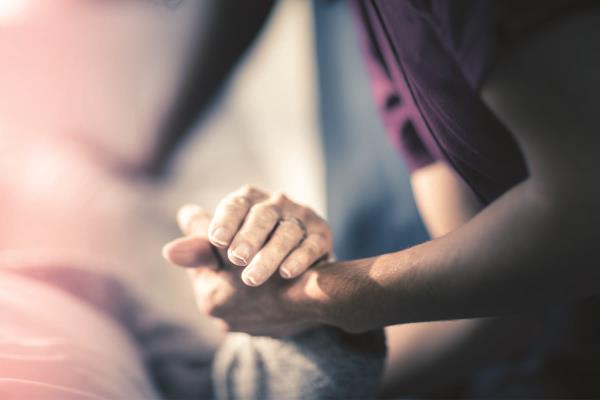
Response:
206,185,332,286
165,10,600,345
165,188,332,287
163,204,317,337
382,162,543,397
307,10,600,332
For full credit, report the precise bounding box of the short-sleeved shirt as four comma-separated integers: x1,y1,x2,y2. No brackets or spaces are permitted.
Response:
352,0,594,204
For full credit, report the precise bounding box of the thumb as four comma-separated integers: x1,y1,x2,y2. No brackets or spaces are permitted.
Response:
162,204,217,267
177,203,229,266
177,204,211,237
163,204,226,269
162,236,218,268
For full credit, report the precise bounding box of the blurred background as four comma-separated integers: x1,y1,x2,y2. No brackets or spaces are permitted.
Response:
0,0,426,337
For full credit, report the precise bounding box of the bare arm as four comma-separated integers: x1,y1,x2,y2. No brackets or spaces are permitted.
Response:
293,11,600,332
383,162,483,393
383,162,543,396
162,11,600,363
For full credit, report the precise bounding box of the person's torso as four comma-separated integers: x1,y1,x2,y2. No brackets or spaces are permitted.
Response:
355,0,592,203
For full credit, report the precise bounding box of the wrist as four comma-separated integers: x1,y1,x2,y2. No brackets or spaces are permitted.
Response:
283,258,379,333
283,265,336,327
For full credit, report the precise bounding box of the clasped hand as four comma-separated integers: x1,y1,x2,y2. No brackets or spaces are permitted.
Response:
162,185,332,336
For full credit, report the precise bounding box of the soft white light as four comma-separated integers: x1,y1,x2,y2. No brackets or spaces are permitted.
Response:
0,0,31,23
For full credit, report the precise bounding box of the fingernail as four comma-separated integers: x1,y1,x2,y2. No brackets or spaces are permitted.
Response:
280,261,299,279
242,268,260,287
210,227,231,246
229,242,251,266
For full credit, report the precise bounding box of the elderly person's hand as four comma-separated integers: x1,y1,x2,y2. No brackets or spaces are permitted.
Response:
169,185,332,287
162,202,326,336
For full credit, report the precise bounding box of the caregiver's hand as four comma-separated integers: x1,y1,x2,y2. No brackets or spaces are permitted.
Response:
206,185,332,286
162,204,320,336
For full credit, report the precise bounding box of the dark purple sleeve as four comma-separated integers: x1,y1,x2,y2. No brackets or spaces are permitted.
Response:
350,0,435,173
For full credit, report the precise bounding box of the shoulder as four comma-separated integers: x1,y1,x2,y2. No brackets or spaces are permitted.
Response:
481,9,600,193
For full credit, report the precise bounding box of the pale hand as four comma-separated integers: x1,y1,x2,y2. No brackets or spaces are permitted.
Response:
180,185,332,286
162,201,325,337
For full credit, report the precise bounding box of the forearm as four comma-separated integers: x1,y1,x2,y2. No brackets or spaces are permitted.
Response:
383,162,494,393
299,179,598,332
299,11,600,333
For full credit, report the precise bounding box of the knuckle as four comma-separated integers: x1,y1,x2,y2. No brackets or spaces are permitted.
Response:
304,247,320,261
298,206,319,219
307,214,325,230
290,252,310,267
318,229,333,246
281,230,300,244
303,242,321,259
251,203,280,222
226,195,252,208
195,280,230,318
237,184,266,199
268,240,289,256
312,230,331,244
237,184,255,197
314,214,328,226
215,199,241,216
295,207,312,221
278,223,301,241
217,202,246,219
270,191,289,206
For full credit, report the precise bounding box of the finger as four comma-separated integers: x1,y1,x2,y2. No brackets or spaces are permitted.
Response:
280,233,330,279
227,201,280,267
240,219,305,286
177,204,212,237
162,236,218,268
173,204,226,269
208,186,267,248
